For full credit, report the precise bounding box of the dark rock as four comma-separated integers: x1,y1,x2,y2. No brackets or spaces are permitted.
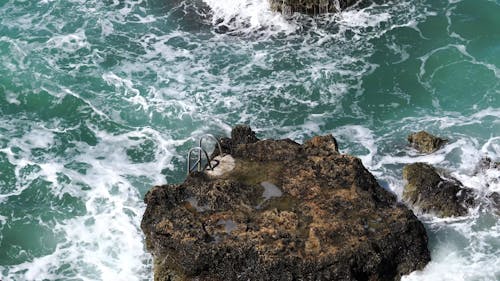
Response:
269,0,358,15
142,128,430,281
218,125,260,156
402,163,476,217
407,131,447,153
475,157,500,173
233,139,301,161
303,135,339,155
487,192,500,215
217,137,232,156
231,125,259,146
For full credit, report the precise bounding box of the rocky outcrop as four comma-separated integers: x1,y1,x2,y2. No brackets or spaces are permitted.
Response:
142,126,430,281
407,131,447,153
402,163,476,217
269,0,358,15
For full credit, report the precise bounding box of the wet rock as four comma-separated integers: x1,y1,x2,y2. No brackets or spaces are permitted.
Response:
231,124,259,146
269,0,358,15
142,127,430,281
217,124,261,156
303,135,339,155
233,138,301,161
475,157,500,173
407,131,447,153
487,192,500,215
402,163,476,217
477,158,500,214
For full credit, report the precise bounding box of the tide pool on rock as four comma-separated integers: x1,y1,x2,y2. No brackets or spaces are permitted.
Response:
1,0,499,280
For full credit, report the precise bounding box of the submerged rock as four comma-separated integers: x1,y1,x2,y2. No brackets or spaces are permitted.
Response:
269,0,358,15
407,131,447,153
475,157,500,214
402,163,476,217
488,192,500,215
142,127,430,281
475,157,500,173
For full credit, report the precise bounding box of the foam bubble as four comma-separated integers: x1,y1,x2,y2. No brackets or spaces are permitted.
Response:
5,91,21,105
46,29,90,53
21,128,55,149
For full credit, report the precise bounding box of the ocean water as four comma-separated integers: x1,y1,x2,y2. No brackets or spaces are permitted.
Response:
0,0,499,280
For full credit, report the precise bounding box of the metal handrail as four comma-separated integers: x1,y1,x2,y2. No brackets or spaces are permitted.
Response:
186,134,224,175
199,134,223,158
187,147,213,175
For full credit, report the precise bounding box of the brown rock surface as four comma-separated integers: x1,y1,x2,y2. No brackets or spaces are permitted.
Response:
402,163,476,217
142,126,430,281
407,131,447,153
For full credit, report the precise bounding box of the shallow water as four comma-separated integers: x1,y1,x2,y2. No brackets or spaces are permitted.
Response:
0,0,499,280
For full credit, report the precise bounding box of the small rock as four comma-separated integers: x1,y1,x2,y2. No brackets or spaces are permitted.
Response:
403,163,476,217
407,131,447,153
231,125,259,146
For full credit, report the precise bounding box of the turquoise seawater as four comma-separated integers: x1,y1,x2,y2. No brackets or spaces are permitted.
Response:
0,0,499,280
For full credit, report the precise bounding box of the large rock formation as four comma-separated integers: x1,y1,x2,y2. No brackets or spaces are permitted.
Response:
407,131,447,154
142,126,430,281
269,0,358,15
402,163,476,217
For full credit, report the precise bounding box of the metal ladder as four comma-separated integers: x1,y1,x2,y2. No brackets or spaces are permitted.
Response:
186,134,223,175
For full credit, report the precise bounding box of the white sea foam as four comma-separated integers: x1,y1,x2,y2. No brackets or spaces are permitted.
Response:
0,117,184,280
202,0,296,36
403,211,500,281
46,29,90,53
333,125,378,167
337,9,390,28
